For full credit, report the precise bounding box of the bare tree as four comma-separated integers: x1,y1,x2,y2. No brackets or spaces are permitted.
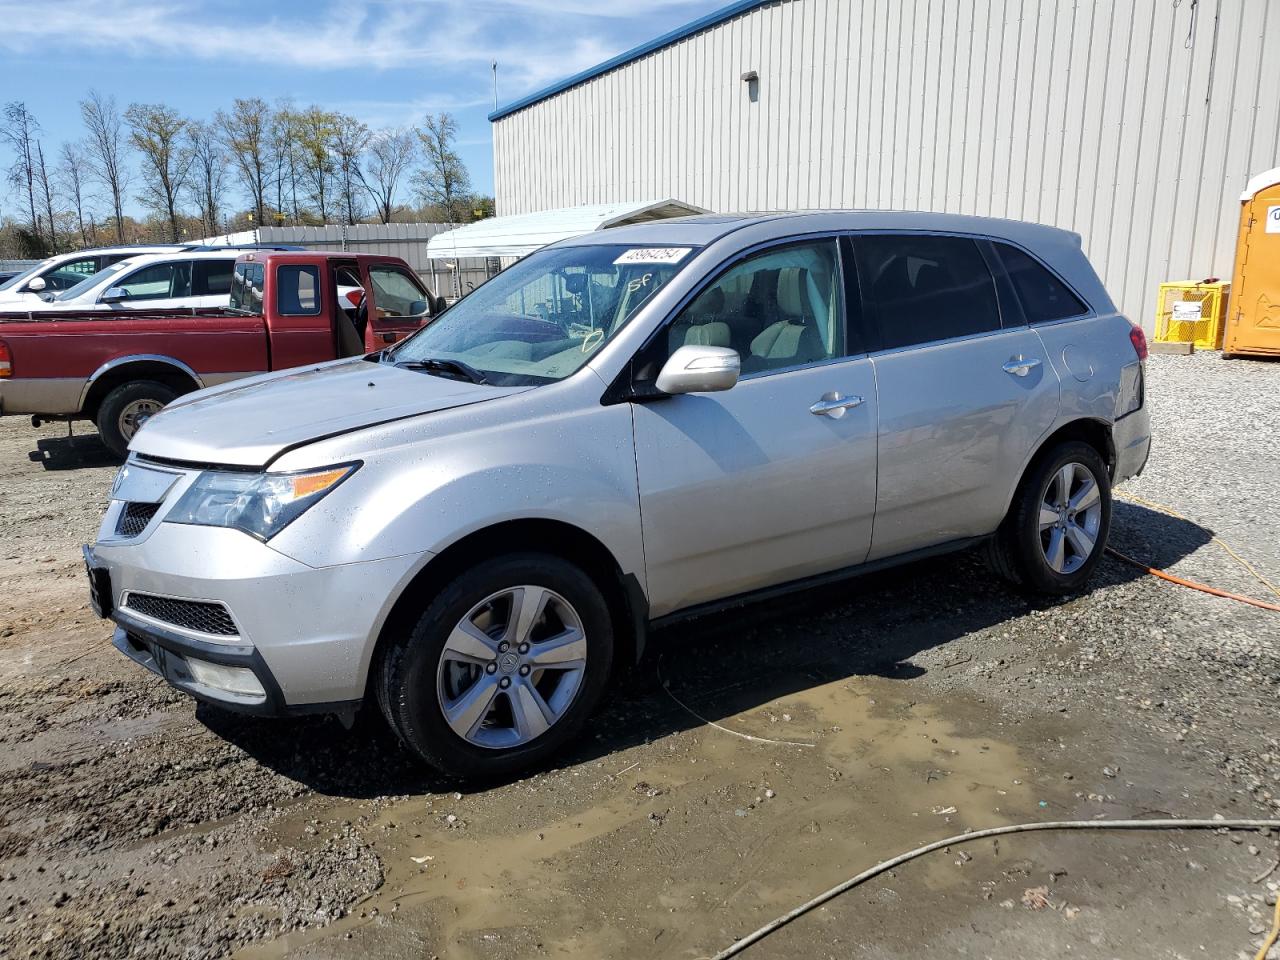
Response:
186,121,227,238
363,127,416,223
80,91,130,242
269,103,299,225
414,113,472,223
1,101,41,244
293,106,338,222
126,103,190,242
331,113,370,225
58,142,92,246
33,141,57,252
216,97,273,227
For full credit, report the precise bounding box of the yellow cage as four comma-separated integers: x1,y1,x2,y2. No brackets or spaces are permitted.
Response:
1153,281,1230,349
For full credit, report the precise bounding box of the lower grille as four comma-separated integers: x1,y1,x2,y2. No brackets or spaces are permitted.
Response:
117,502,160,537
124,593,238,636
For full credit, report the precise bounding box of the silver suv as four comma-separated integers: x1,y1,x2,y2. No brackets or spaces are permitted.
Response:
85,212,1151,777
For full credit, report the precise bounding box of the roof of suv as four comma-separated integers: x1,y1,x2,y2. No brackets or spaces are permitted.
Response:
559,210,1082,251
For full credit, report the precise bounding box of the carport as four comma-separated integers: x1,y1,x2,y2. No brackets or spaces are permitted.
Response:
424,198,708,262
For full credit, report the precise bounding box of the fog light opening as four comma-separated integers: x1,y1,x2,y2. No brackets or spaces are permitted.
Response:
186,658,267,699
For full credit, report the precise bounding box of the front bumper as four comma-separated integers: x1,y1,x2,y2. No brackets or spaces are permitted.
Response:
87,522,426,713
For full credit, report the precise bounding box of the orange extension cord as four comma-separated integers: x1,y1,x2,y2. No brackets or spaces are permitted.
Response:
1111,493,1280,613
1106,547,1280,613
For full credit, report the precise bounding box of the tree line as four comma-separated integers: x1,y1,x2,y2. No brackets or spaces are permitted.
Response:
1,93,492,258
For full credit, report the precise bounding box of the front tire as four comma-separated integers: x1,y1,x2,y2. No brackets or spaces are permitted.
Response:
97,380,178,458
989,441,1112,595
376,553,614,778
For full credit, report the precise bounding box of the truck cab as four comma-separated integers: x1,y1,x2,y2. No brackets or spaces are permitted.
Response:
0,251,443,457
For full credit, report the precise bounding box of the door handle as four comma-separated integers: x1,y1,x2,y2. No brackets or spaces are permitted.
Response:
1002,356,1042,377
809,391,865,418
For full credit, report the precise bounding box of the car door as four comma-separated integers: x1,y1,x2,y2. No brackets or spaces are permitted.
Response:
630,237,879,618
854,232,1061,562
365,263,435,348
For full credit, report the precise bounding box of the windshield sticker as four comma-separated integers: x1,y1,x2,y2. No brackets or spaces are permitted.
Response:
613,247,692,265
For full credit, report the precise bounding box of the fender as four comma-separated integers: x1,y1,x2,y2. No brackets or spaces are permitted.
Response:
78,354,205,411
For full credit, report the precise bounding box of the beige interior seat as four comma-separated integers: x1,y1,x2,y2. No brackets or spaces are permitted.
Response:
668,287,732,353
746,268,825,369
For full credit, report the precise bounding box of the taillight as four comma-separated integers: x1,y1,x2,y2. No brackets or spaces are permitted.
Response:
0,339,11,378
1129,324,1148,361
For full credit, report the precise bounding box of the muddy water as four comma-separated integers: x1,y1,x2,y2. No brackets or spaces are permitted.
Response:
240,667,1050,960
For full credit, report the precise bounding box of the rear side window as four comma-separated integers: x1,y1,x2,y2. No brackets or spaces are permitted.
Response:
276,264,321,316
995,244,1089,322
192,260,234,296
855,235,1000,350
230,262,265,313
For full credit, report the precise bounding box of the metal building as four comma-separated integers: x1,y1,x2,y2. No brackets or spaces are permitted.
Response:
490,0,1280,328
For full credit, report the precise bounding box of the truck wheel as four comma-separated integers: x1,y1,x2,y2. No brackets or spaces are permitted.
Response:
376,552,614,778
988,441,1112,596
97,381,178,458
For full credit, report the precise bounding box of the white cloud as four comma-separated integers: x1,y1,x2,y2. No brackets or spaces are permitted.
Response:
0,0,706,95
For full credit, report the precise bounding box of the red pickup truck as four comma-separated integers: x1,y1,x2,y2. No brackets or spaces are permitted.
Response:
0,251,444,456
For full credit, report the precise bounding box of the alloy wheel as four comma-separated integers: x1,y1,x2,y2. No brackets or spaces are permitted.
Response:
1038,461,1103,575
436,585,587,749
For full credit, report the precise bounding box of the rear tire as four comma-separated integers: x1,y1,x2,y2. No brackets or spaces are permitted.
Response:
97,380,178,458
989,441,1112,595
376,552,614,778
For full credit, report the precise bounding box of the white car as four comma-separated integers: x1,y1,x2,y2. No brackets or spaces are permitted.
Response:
0,246,178,306
34,250,240,312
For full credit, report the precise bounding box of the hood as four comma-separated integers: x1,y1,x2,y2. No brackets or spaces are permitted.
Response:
129,358,533,467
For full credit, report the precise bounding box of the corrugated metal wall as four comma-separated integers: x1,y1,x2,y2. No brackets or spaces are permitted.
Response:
493,0,1280,328
247,223,496,298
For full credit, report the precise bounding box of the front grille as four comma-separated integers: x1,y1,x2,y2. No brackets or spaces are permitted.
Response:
125,593,238,636
117,502,160,537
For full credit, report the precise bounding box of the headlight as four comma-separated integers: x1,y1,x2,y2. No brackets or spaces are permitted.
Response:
166,462,359,540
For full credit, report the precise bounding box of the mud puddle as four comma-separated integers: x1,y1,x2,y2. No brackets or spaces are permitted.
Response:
240,668,1047,960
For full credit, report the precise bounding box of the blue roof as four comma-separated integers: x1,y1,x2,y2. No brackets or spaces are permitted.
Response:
488,0,776,122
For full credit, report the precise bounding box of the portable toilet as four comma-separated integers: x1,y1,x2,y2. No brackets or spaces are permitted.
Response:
1224,167,1280,358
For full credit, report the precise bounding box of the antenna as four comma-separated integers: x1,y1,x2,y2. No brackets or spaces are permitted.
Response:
492,61,499,110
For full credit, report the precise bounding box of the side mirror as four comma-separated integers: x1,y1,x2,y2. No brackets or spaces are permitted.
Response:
408,299,429,317
433,294,448,315
655,345,740,395
25,276,46,292
100,286,129,303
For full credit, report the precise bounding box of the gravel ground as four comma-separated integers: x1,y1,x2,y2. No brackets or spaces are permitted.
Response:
0,351,1278,960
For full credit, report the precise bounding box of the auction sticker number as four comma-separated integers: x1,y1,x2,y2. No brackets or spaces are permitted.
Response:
614,247,692,265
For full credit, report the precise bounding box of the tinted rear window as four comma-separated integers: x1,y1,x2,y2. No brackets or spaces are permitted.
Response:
996,244,1088,323
856,234,1001,350
193,260,234,296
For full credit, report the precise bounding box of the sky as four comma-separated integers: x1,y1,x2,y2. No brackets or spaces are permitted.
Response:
0,0,721,218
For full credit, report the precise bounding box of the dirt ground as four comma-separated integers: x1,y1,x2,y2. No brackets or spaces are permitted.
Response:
2,352,1279,960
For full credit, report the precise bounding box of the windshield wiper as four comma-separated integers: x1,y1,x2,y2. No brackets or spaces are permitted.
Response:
395,357,488,385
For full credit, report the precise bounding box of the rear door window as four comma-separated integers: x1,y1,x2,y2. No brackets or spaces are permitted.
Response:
192,260,234,297
276,264,321,316
854,234,1001,350
44,256,100,290
994,243,1089,322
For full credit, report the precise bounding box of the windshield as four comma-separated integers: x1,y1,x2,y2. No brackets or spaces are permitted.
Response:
0,260,49,294
54,260,132,301
390,243,695,385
